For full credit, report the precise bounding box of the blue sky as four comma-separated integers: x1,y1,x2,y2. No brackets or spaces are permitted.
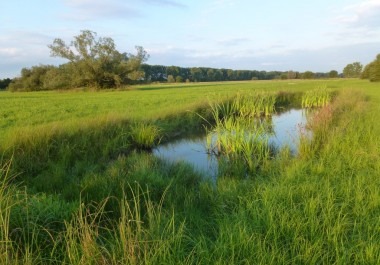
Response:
1,0,380,78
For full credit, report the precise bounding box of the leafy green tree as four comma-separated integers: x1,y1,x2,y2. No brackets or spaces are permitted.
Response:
166,66,179,79
329,70,338,78
167,75,175,83
190,67,203,82
343,62,362,78
175,76,183,83
280,73,288,80
207,69,216,81
362,54,380,82
8,65,54,91
227,69,235,81
287,70,297,79
48,30,149,88
302,71,314,79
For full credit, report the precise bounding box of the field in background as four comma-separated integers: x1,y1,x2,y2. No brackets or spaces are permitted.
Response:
1,79,380,264
0,79,365,143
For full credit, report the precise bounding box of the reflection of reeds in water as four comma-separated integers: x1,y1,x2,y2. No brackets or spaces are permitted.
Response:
302,86,332,108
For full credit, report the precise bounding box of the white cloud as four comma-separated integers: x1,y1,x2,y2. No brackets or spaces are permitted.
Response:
335,0,380,29
0,48,20,57
0,31,65,78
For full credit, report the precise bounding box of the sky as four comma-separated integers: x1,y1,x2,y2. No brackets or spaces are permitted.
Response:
1,0,380,79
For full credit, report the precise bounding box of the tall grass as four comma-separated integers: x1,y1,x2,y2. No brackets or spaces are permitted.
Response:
301,86,332,108
233,92,277,117
0,159,15,264
204,92,277,176
129,123,162,149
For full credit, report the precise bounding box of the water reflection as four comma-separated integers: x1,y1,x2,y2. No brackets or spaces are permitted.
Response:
153,109,309,177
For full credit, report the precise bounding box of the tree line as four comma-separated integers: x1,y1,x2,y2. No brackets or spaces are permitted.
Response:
2,30,379,91
141,65,341,83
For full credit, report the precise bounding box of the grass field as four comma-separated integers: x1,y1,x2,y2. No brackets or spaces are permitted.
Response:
1,79,380,264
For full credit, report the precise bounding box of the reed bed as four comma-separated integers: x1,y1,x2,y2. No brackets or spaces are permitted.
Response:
301,86,332,108
205,92,277,175
233,92,277,117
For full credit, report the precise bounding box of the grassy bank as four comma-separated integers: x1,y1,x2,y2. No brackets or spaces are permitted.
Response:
1,79,380,264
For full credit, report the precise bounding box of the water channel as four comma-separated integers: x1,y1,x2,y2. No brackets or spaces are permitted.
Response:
153,108,310,177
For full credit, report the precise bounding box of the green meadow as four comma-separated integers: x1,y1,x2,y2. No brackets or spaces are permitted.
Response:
1,79,380,264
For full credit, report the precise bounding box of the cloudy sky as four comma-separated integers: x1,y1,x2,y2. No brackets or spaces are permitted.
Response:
1,0,380,78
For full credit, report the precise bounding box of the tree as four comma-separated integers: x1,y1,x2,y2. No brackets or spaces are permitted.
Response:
167,75,175,83
287,70,297,79
280,73,288,80
207,69,216,81
0,78,12,90
190,67,203,82
8,65,54,91
302,71,314,79
329,70,338,78
362,54,380,82
343,62,362,78
166,66,179,79
48,30,149,88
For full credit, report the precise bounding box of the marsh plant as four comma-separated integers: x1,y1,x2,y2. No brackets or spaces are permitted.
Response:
204,92,277,175
129,123,162,149
233,92,277,117
301,86,332,108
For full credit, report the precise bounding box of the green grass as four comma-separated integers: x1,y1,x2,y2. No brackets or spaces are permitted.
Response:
0,79,357,144
1,79,380,264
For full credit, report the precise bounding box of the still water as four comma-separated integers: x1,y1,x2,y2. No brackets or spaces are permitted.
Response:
153,109,309,177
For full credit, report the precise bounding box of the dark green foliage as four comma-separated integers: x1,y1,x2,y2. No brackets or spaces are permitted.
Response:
142,64,332,83
0,78,11,90
329,70,338,78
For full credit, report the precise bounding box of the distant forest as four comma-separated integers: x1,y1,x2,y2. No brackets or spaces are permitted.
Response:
2,30,378,91
141,64,337,83
1,64,342,92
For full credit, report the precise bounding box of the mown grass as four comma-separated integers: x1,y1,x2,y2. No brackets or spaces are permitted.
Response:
1,79,380,264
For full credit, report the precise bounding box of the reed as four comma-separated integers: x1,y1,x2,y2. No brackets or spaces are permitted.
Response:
233,92,277,118
205,93,275,176
129,123,162,150
301,86,332,108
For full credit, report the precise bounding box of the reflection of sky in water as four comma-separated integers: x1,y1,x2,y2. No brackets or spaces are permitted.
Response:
153,136,218,177
268,108,309,154
153,109,309,177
